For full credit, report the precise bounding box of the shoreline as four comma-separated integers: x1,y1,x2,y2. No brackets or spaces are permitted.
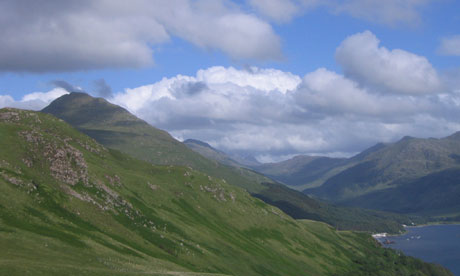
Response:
372,222,460,240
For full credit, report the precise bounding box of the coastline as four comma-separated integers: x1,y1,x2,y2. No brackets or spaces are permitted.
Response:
372,221,460,240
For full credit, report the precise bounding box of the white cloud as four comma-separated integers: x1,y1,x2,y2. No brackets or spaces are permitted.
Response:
111,66,301,117
0,0,281,72
3,29,457,162
438,35,460,56
2,62,457,161
0,88,68,110
108,62,458,160
336,31,443,94
0,0,436,73
196,66,301,93
294,68,432,116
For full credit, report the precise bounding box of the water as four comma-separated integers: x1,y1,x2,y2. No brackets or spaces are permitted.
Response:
377,224,460,275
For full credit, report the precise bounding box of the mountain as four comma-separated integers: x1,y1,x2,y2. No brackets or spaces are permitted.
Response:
305,134,460,215
42,93,415,233
184,139,243,168
1,108,453,275
42,92,207,167
42,93,267,193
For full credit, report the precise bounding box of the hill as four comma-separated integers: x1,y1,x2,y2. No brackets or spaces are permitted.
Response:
42,93,414,233
0,108,452,275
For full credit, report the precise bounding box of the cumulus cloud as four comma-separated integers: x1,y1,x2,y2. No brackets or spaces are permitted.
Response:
0,0,435,73
108,61,458,161
196,66,301,93
0,0,281,72
438,35,460,56
0,88,68,110
294,68,433,116
2,30,457,161
336,31,443,94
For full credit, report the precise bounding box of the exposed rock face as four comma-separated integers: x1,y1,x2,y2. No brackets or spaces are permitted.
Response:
46,144,88,186
18,129,89,186
0,110,20,122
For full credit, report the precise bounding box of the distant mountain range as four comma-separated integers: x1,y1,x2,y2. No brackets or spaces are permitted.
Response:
42,92,413,233
249,134,460,217
184,126,460,217
307,134,460,216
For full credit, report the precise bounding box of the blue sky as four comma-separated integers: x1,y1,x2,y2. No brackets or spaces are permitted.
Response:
1,0,460,161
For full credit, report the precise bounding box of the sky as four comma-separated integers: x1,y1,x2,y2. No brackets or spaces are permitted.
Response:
1,0,460,162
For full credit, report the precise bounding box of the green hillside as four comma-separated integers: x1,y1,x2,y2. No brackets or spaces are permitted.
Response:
0,108,452,275
42,92,412,233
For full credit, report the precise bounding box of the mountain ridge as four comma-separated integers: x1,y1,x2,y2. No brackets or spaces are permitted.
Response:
41,92,413,233
301,133,460,215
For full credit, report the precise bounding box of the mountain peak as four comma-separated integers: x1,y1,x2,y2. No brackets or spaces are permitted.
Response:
42,92,142,127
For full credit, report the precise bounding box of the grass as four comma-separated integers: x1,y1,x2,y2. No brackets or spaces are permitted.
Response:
0,108,453,275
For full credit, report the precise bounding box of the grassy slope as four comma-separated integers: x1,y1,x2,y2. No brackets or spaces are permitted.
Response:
0,108,453,275
40,93,417,233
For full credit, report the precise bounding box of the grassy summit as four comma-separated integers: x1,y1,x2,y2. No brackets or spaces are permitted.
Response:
0,108,453,275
